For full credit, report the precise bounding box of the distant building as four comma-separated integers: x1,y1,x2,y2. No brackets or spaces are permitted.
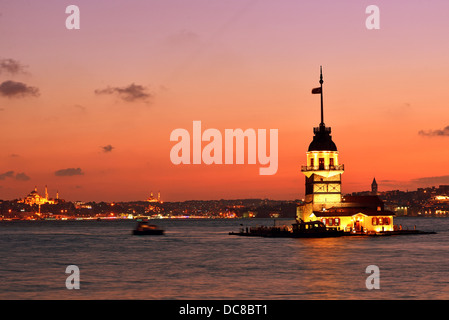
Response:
19,186,59,205
312,196,394,233
439,185,449,195
146,191,162,203
296,68,394,233
371,178,378,195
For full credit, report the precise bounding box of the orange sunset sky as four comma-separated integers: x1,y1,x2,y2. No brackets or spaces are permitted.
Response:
1,0,449,202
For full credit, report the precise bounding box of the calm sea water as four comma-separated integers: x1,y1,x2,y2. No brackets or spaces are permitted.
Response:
0,217,448,300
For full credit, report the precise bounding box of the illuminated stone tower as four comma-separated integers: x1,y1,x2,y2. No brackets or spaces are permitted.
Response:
297,67,344,222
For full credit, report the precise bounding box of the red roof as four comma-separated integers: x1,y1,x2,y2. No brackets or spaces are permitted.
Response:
313,207,395,217
342,195,384,206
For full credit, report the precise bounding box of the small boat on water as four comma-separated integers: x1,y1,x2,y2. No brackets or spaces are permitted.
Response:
229,219,345,238
290,220,345,238
132,221,164,235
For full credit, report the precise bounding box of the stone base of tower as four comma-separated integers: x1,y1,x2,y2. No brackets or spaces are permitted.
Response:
296,202,312,222
296,194,342,223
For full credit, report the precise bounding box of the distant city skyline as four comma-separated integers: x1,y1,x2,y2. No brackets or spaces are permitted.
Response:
5,179,449,203
1,1,449,202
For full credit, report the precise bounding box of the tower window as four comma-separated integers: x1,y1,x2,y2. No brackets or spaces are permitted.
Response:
319,158,325,170
329,158,334,168
310,158,314,167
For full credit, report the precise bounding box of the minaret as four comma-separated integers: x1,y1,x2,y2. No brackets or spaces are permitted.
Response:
298,67,344,222
371,178,378,195
45,185,49,200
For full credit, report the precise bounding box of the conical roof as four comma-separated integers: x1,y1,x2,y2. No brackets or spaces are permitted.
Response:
308,124,337,152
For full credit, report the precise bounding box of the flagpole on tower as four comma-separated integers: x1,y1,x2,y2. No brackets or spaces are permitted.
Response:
311,66,325,127
320,66,324,126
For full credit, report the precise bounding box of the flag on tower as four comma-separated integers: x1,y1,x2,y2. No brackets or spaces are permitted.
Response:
311,87,322,94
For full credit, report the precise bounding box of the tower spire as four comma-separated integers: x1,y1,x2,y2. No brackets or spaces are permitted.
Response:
319,66,324,126
311,66,325,127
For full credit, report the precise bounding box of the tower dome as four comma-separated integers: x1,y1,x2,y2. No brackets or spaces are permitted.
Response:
308,124,337,152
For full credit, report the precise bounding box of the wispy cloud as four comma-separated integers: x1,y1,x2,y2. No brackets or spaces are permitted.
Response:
95,83,152,103
15,172,31,181
418,125,449,137
0,170,31,181
55,168,84,176
410,175,449,185
0,58,28,75
73,104,86,112
0,80,39,98
374,175,449,191
0,171,15,180
163,30,201,48
101,144,114,153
